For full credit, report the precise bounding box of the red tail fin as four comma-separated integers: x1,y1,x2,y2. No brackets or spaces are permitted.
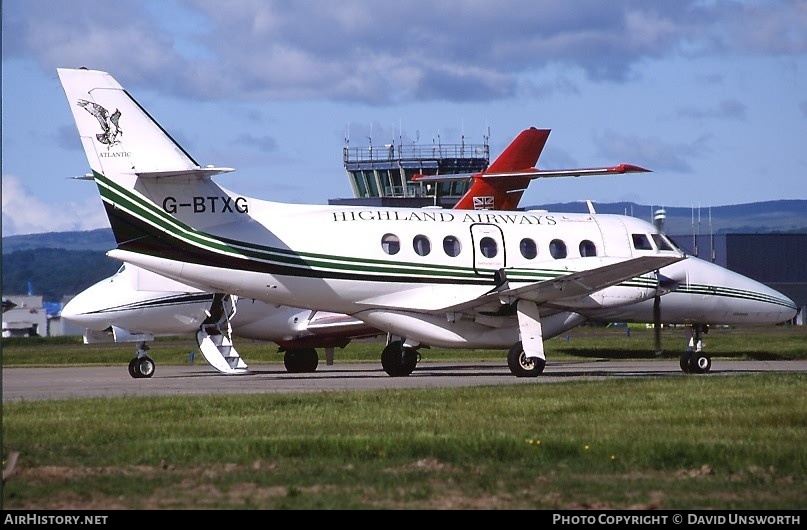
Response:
486,127,550,173
453,128,550,211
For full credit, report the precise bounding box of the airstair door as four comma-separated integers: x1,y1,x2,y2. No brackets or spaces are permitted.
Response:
470,223,506,275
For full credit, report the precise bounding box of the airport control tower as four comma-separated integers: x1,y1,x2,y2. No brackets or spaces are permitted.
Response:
332,135,490,208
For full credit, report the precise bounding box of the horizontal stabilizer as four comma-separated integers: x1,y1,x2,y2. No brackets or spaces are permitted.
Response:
136,167,235,179
412,163,650,183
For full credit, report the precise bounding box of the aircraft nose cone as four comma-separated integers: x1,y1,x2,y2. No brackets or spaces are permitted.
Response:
667,256,799,325
60,297,81,320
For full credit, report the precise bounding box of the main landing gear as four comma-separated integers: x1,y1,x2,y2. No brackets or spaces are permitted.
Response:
283,348,319,373
507,341,546,377
679,324,712,374
128,341,156,379
381,340,420,377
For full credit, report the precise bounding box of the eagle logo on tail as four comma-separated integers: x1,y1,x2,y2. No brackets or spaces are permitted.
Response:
77,99,122,149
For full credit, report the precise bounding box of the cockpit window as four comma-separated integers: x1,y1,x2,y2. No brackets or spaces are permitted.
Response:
652,233,676,251
632,234,653,251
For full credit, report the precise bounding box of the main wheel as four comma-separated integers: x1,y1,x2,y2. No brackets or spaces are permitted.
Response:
381,340,419,377
132,356,155,379
679,351,693,374
506,342,545,378
690,353,712,374
128,358,139,378
284,348,319,373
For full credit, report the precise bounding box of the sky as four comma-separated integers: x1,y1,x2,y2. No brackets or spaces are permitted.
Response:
2,0,806,237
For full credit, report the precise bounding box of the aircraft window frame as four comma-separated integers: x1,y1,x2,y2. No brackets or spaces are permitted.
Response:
413,234,431,256
479,236,498,259
519,238,537,259
381,233,400,255
651,233,675,251
443,235,461,257
579,239,597,257
632,234,654,251
664,234,683,252
549,239,567,259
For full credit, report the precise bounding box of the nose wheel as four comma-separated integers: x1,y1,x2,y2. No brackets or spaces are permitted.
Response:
680,324,711,374
679,351,712,374
128,355,155,378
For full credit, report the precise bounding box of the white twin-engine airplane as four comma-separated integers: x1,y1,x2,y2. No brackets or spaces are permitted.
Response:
61,126,651,378
57,67,798,380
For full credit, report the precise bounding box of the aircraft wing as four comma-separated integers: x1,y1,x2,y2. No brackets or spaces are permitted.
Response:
411,163,650,184
436,255,684,314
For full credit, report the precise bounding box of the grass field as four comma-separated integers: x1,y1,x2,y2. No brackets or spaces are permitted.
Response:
2,324,806,510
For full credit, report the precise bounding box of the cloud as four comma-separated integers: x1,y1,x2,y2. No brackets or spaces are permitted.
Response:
7,0,804,105
676,99,747,121
592,130,707,173
1,174,110,237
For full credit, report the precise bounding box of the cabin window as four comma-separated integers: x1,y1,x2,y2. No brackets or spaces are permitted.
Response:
413,235,431,256
632,234,653,250
579,240,597,257
443,235,461,257
651,233,675,251
549,239,567,259
381,233,400,255
479,236,498,258
520,238,537,259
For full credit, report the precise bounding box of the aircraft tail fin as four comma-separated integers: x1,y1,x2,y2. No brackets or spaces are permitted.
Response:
485,127,550,174
452,127,550,210
57,67,201,178
58,68,241,254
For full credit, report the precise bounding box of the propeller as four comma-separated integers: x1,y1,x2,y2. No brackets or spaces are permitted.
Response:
653,294,662,355
653,272,680,356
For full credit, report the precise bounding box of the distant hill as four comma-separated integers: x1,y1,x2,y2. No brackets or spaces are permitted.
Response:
2,228,116,254
1,248,121,302
2,200,805,302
